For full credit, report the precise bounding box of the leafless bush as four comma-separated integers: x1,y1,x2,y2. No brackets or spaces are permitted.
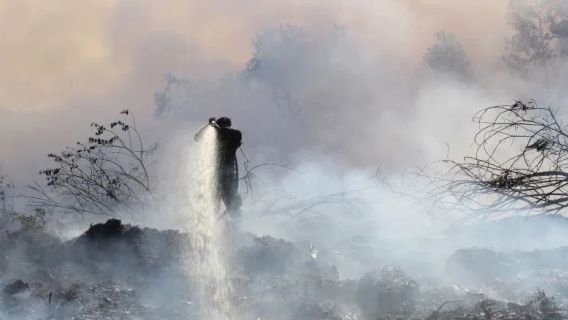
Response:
428,100,568,216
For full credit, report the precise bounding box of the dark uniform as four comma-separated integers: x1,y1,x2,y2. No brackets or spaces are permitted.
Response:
216,127,242,215
194,117,242,217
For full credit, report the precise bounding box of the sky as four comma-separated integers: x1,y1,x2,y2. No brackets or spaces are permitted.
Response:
0,0,508,110
0,0,521,187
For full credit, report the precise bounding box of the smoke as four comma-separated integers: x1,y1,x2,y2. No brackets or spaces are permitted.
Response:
0,0,512,183
3,1,568,318
2,0,563,262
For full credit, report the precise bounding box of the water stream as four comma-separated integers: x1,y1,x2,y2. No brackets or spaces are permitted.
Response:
189,127,234,319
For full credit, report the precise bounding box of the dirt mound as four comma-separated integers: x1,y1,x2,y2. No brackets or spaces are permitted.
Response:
357,266,419,318
70,219,184,277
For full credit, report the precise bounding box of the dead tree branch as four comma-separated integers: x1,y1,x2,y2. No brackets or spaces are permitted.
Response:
430,100,568,215
29,110,157,217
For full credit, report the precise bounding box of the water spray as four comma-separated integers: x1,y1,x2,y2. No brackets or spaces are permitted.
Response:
188,126,234,319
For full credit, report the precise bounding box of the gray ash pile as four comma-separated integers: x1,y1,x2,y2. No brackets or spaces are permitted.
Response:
1,219,568,319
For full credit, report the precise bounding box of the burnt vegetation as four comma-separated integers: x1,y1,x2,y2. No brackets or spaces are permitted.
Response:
428,100,568,215
503,0,568,80
29,110,156,217
424,30,471,80
0,175,15,218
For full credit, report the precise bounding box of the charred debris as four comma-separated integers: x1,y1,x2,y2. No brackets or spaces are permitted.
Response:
1,219,568,319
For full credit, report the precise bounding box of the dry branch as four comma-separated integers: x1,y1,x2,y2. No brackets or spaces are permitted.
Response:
429,100,568,215
29,110,156,217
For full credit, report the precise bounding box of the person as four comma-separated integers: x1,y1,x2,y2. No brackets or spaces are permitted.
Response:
194,117,242,218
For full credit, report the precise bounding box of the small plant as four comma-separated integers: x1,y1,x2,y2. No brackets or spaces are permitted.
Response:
12,208,47,232
0,175,16,231
29,110,156,217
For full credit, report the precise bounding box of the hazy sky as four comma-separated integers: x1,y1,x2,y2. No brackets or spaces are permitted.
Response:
0,0,509,110
0,0,513,184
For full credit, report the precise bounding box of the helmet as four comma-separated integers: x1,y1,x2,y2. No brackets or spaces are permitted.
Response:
216,117,232,128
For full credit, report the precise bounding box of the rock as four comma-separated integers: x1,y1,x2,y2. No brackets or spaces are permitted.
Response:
84,219,134,242
3,279,30,295
446,248,514,284
238,236,303,275
446,247,568,286
356,266,419,317
293,301,349,320
71,219,184,276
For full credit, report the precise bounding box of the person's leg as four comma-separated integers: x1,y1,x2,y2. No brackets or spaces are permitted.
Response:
219,176,231,212
226,173,242,220
218,166,241,220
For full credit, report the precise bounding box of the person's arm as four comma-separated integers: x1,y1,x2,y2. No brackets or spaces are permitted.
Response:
194,117,217,141
234,130,242,147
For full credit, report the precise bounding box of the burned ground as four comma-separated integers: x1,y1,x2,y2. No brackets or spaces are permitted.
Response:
1,219,568,319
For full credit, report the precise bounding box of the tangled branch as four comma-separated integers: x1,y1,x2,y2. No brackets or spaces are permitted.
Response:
237,148,367,221
29,110,157,217
432,100,568,215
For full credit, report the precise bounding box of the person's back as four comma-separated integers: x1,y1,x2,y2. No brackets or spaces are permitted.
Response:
217,126,242,169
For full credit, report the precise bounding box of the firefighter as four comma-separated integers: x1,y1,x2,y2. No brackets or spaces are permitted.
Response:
195,117,242,218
